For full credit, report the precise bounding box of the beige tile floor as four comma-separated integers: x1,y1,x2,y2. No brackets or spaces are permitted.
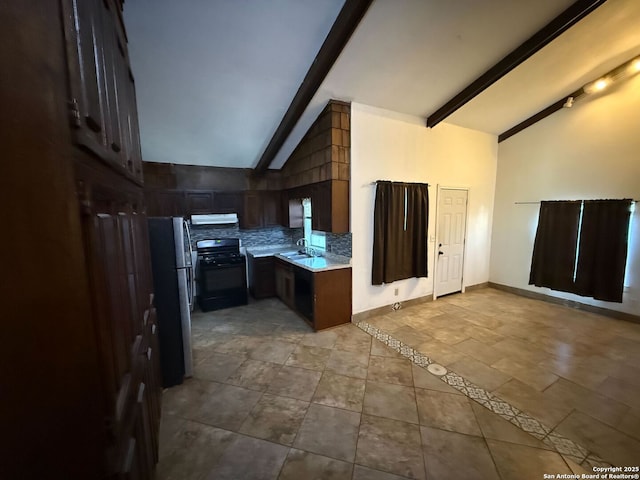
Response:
157,289,640,479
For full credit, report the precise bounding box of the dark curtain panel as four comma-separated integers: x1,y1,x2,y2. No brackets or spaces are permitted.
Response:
372,181,428,285
529,200,582,293
406,184,429,279
574,199,633,303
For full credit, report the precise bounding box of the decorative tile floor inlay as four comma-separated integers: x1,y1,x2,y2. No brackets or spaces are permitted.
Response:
426,364,447,376
354,320,613,468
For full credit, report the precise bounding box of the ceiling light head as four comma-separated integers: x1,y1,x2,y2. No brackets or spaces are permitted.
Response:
629,57,640,74
563,96,574,108
584,77,610,94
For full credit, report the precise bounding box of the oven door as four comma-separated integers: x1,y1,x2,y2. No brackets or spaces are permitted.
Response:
200,262,246,294
198,261,248,311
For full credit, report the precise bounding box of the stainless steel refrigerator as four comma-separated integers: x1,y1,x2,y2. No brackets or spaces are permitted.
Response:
147,217,194,387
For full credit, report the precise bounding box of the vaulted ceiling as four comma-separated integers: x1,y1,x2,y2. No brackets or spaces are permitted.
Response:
124,0,640,170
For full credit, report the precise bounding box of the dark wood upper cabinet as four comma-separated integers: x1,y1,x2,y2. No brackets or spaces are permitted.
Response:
311,182,331,232
240,191,281,229
145,190,185,217
64,0,143,183
241,191,262,229
282,197,304,229
283,180,348,233
145,189,250,218
214,191,244,214
262,190,281,227
71,0,108,140
185,190,214,214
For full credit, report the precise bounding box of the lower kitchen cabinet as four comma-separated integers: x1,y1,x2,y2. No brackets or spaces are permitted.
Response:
77,162,162,478
274,258,351,330
275,258,295,308
247,254,276,299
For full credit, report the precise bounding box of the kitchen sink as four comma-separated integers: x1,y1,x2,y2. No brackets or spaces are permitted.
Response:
280,251,312,260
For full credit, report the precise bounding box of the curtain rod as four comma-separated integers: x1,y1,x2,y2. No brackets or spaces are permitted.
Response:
370,181,430,186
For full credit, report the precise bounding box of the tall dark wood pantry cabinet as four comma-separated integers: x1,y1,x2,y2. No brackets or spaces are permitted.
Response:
1,1,161,478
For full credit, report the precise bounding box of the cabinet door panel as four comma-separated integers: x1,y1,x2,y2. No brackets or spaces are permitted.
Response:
185,190,214,214
145,190,185,216
98,1,122,159
125,68,144,180
249,256,275,299
72,0,108,141
65,0,144,181
262,191,281,226
241,192,261,228
214,192,243,213
93,213,133,392
81,185,158,476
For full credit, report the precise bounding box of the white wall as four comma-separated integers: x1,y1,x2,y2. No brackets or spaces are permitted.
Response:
350,103,498,314
491,74,640,316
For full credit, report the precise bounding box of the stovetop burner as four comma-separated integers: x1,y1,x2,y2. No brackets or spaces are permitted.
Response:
200,251,245,266
196,238,241,259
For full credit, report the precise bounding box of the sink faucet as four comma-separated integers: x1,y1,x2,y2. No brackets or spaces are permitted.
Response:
295,238,307,252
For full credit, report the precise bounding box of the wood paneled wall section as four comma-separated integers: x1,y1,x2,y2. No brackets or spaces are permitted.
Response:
143,162,283,191
281,100,351,189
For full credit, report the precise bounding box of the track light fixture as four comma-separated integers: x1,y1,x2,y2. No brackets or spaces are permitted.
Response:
581,55,640,97
499,54,640,142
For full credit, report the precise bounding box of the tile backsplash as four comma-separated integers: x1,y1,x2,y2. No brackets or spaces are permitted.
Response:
189,223,351,257
326,232,352,257
190,224,298,247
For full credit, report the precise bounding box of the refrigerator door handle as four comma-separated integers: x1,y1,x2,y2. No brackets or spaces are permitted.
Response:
183,219,196,311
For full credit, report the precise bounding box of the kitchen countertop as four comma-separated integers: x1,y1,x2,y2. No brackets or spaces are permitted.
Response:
246,245,351,272
244,245,299,257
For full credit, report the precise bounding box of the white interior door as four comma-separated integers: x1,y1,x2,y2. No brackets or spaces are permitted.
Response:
436,188,468,297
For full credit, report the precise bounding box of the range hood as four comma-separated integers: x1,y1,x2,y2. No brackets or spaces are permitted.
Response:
190,213,238,225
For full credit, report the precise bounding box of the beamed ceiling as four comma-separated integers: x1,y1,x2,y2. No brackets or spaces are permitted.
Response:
124,0,640,170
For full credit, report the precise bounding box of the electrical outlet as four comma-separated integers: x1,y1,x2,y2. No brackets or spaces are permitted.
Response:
394,288,399,296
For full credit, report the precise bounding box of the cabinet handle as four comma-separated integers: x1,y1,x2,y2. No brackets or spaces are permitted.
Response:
137,382,146,403
143,309,149,326
152,324,156,335
68,98,81,127
85,116,102,133
147,347,152,360
123,438,136,473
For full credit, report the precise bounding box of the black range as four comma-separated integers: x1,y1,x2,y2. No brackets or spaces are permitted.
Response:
196,238,248,311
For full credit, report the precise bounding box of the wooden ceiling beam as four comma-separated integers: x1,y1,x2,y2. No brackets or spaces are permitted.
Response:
426,0,607,128
497,88,583,143
253,0,373,174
